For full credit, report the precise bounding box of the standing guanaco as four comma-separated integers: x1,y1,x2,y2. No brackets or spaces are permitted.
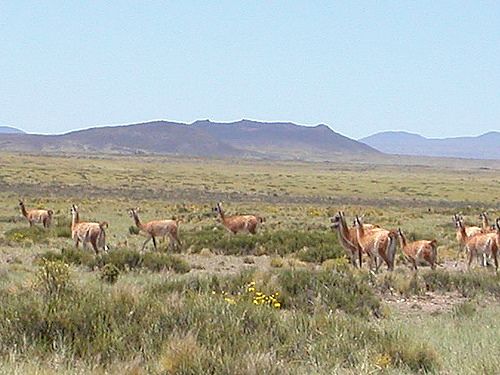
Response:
330,211,379,267
213,202,264,234
19,200,53,228
397,228,437,270
70,205,108,254
354,215,397,272
128,208,181,251
457,219,498,271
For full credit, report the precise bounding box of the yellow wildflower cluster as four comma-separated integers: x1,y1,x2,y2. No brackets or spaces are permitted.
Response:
247,281,281,309
212,281,282,309
374,353,392,369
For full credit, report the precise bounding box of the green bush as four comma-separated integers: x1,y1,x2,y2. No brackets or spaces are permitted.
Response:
35,259,72,297
53,216,72,238
422,269,500,298
182,227,343,261
38,249,190,274
128,225,140,235
0,270,440,372
4,226,49,244
277,268,381,317
100,264,120,284
37,248,94,266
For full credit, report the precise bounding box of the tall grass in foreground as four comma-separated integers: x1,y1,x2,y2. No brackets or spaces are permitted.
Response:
0,263,443,374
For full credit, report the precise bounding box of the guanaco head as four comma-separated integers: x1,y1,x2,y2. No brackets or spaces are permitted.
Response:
496,218,500,232
70,204,78,214
329,212,342,229
213,202,223,215
397,227,404,237
353,215,363,228
47,210,54,217
128,208,139,217
18,200,25,208
453,214,463,228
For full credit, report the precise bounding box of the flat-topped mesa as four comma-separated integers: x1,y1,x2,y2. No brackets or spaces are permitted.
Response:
70,205,108,255
19,200,53,228
213,202,264,235
397,228,437,270
128,208,181,251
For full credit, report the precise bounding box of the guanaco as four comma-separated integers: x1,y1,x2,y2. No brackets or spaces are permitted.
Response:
330,211,379,267
354,215,397,272
19,200,53,228
479,212,495,232
397,228,437,270
453,214,482,263
457,219,498,271
128,208,181,251
213,202,264,234
70,205,108,254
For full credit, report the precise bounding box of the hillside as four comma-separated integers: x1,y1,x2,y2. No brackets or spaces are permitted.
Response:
0,126,24,134
360,131,500,160
0,120,379,160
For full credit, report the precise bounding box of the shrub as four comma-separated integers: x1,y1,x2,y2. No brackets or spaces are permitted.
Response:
53,216,72,238
37,248,94,266
142,252,191,274
100,264,120,284
35,259,72,297
4,226,49,244
278,268,380,317
182,227,343,261
128,225,140,235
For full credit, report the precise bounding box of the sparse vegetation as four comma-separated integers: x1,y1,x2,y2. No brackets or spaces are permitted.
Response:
0,152,498,374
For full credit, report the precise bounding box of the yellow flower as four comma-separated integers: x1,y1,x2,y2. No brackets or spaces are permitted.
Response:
273,302,281,309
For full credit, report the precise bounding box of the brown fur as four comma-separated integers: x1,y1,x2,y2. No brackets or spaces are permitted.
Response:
129,208,181,251
397,228,437,270
453,214,482,251
458,220,498,271
354,215,397,272
19,200,53,228
479,212,495,233
70,205,107,255
214,202,263,235
330,211,379,267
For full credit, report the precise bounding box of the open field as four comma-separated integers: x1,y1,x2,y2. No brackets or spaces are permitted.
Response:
0,152,499,374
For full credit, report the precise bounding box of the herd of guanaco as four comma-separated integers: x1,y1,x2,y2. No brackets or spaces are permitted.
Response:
16,200,500,272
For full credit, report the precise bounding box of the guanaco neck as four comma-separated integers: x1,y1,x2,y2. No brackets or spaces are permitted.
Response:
355,219,365,239
132,211,144,230
398,231,407,248
71,211,79,230
457,221,467,242
20,203,28,218
339,216,357,249
217,206,227,223
481,214,489,230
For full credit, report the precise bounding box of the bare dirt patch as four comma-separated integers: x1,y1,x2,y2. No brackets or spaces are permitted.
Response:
383,291,467,315
179,253,273,276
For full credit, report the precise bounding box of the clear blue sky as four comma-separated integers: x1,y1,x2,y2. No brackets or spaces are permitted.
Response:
1,1,499,138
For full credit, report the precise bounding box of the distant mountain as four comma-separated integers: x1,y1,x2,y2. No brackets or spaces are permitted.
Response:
0,120,379,160
192,119,376,158
360,131,500,160
0,126,24,134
